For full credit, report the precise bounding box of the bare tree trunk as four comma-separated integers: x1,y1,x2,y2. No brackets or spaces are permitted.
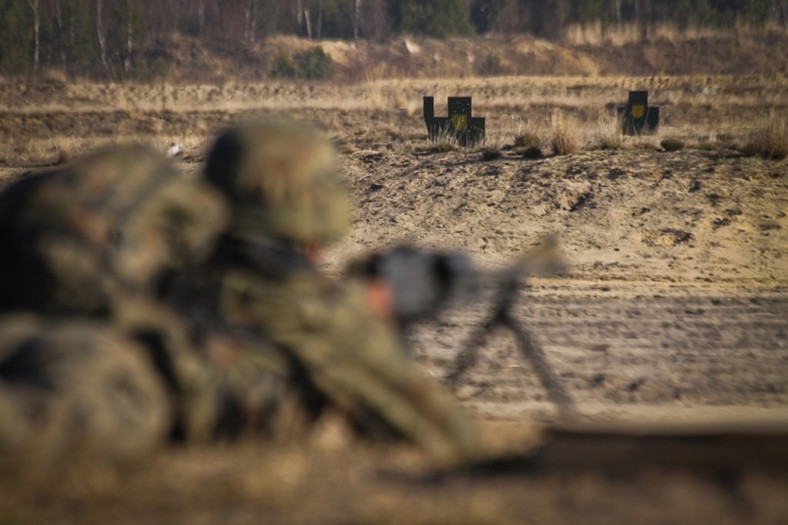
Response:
777,0,788,27
55,0,67,69
125,15,133,73
297,0,303,29
304,8,312,39
27,0,40,73
242,0,258,42
353,0,362,39
317,0,323,39
244,1,251,40
251,0,257,42
614,0,622,24
197,0,205,33
96,0,108,70
635,0,649,41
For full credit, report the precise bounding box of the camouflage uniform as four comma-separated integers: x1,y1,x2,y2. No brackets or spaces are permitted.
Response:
0,314,169,472
0,144,228,468
195,119,480,459
0,144,226,314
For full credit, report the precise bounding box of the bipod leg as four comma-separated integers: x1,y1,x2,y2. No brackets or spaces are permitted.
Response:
446,302,507,386
502,311,577,421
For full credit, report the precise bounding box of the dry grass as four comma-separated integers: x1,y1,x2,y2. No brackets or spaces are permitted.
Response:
0,133,210,167
744,114,788,159
588,112,624,150
563,20,785,46
550,112,579,155
40,67,69,84
1,74,787,164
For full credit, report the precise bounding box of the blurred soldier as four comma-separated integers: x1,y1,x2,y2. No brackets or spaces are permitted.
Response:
179,119,480,460
0,314,169,473
0,144,226,315
0,144,228,469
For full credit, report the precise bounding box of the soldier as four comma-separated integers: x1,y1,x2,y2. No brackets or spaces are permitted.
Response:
181,118,480,460
0,144,229,469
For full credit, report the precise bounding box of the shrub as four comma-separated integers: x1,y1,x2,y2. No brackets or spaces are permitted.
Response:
660,138,685,151
398,0,475,38
514,132,541,149
272,46,334,80
596,138,623,150
520,146,543,159
478,53,504,76
481,147,502,160
430,141,459,153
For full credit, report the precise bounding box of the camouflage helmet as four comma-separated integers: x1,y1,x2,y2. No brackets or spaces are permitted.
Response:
204,119,351,244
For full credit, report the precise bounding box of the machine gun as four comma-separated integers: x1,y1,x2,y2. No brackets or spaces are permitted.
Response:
350,237,576,420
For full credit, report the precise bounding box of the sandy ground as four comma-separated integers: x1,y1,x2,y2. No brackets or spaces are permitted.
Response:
1,78,787,523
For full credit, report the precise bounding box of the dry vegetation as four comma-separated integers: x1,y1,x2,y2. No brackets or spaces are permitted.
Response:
1,73,786,168
1,33,787,523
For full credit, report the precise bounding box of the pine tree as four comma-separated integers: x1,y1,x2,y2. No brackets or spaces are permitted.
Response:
0,0,34,74
396,0,475,38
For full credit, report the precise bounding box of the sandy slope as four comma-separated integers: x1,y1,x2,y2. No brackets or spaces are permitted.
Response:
338,148,787,284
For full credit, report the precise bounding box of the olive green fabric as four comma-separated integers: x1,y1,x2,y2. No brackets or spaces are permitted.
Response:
205,119,351,244
218,267,480,460
0,144,232,468
203,330,304,440
111,295,221,443
201,118,480,459
0,314,169,472
0,144,228,314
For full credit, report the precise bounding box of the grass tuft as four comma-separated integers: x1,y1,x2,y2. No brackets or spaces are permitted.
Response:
590,113,624,151
743,115,788,159
513,132,541,149
550,113,579,156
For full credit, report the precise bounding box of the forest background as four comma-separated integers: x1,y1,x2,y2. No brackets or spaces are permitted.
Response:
2,0,787,83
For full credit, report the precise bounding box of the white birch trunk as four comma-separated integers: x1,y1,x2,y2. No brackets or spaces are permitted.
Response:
97,0,108,70
354,0,361,39
27,0,40,73
317,0,323,39
125,16,133,73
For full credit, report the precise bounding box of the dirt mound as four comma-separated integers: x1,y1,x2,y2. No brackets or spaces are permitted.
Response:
337,148,787,285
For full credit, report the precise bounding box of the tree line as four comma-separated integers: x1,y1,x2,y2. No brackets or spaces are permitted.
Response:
1,0,785,78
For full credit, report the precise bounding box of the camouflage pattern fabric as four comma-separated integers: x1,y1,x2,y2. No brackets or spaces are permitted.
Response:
199,118,480,459
0,144,228,314
217,263,480,460
0,314,169,472
0,144,234,462
205,119,351,244
111,295,222,443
